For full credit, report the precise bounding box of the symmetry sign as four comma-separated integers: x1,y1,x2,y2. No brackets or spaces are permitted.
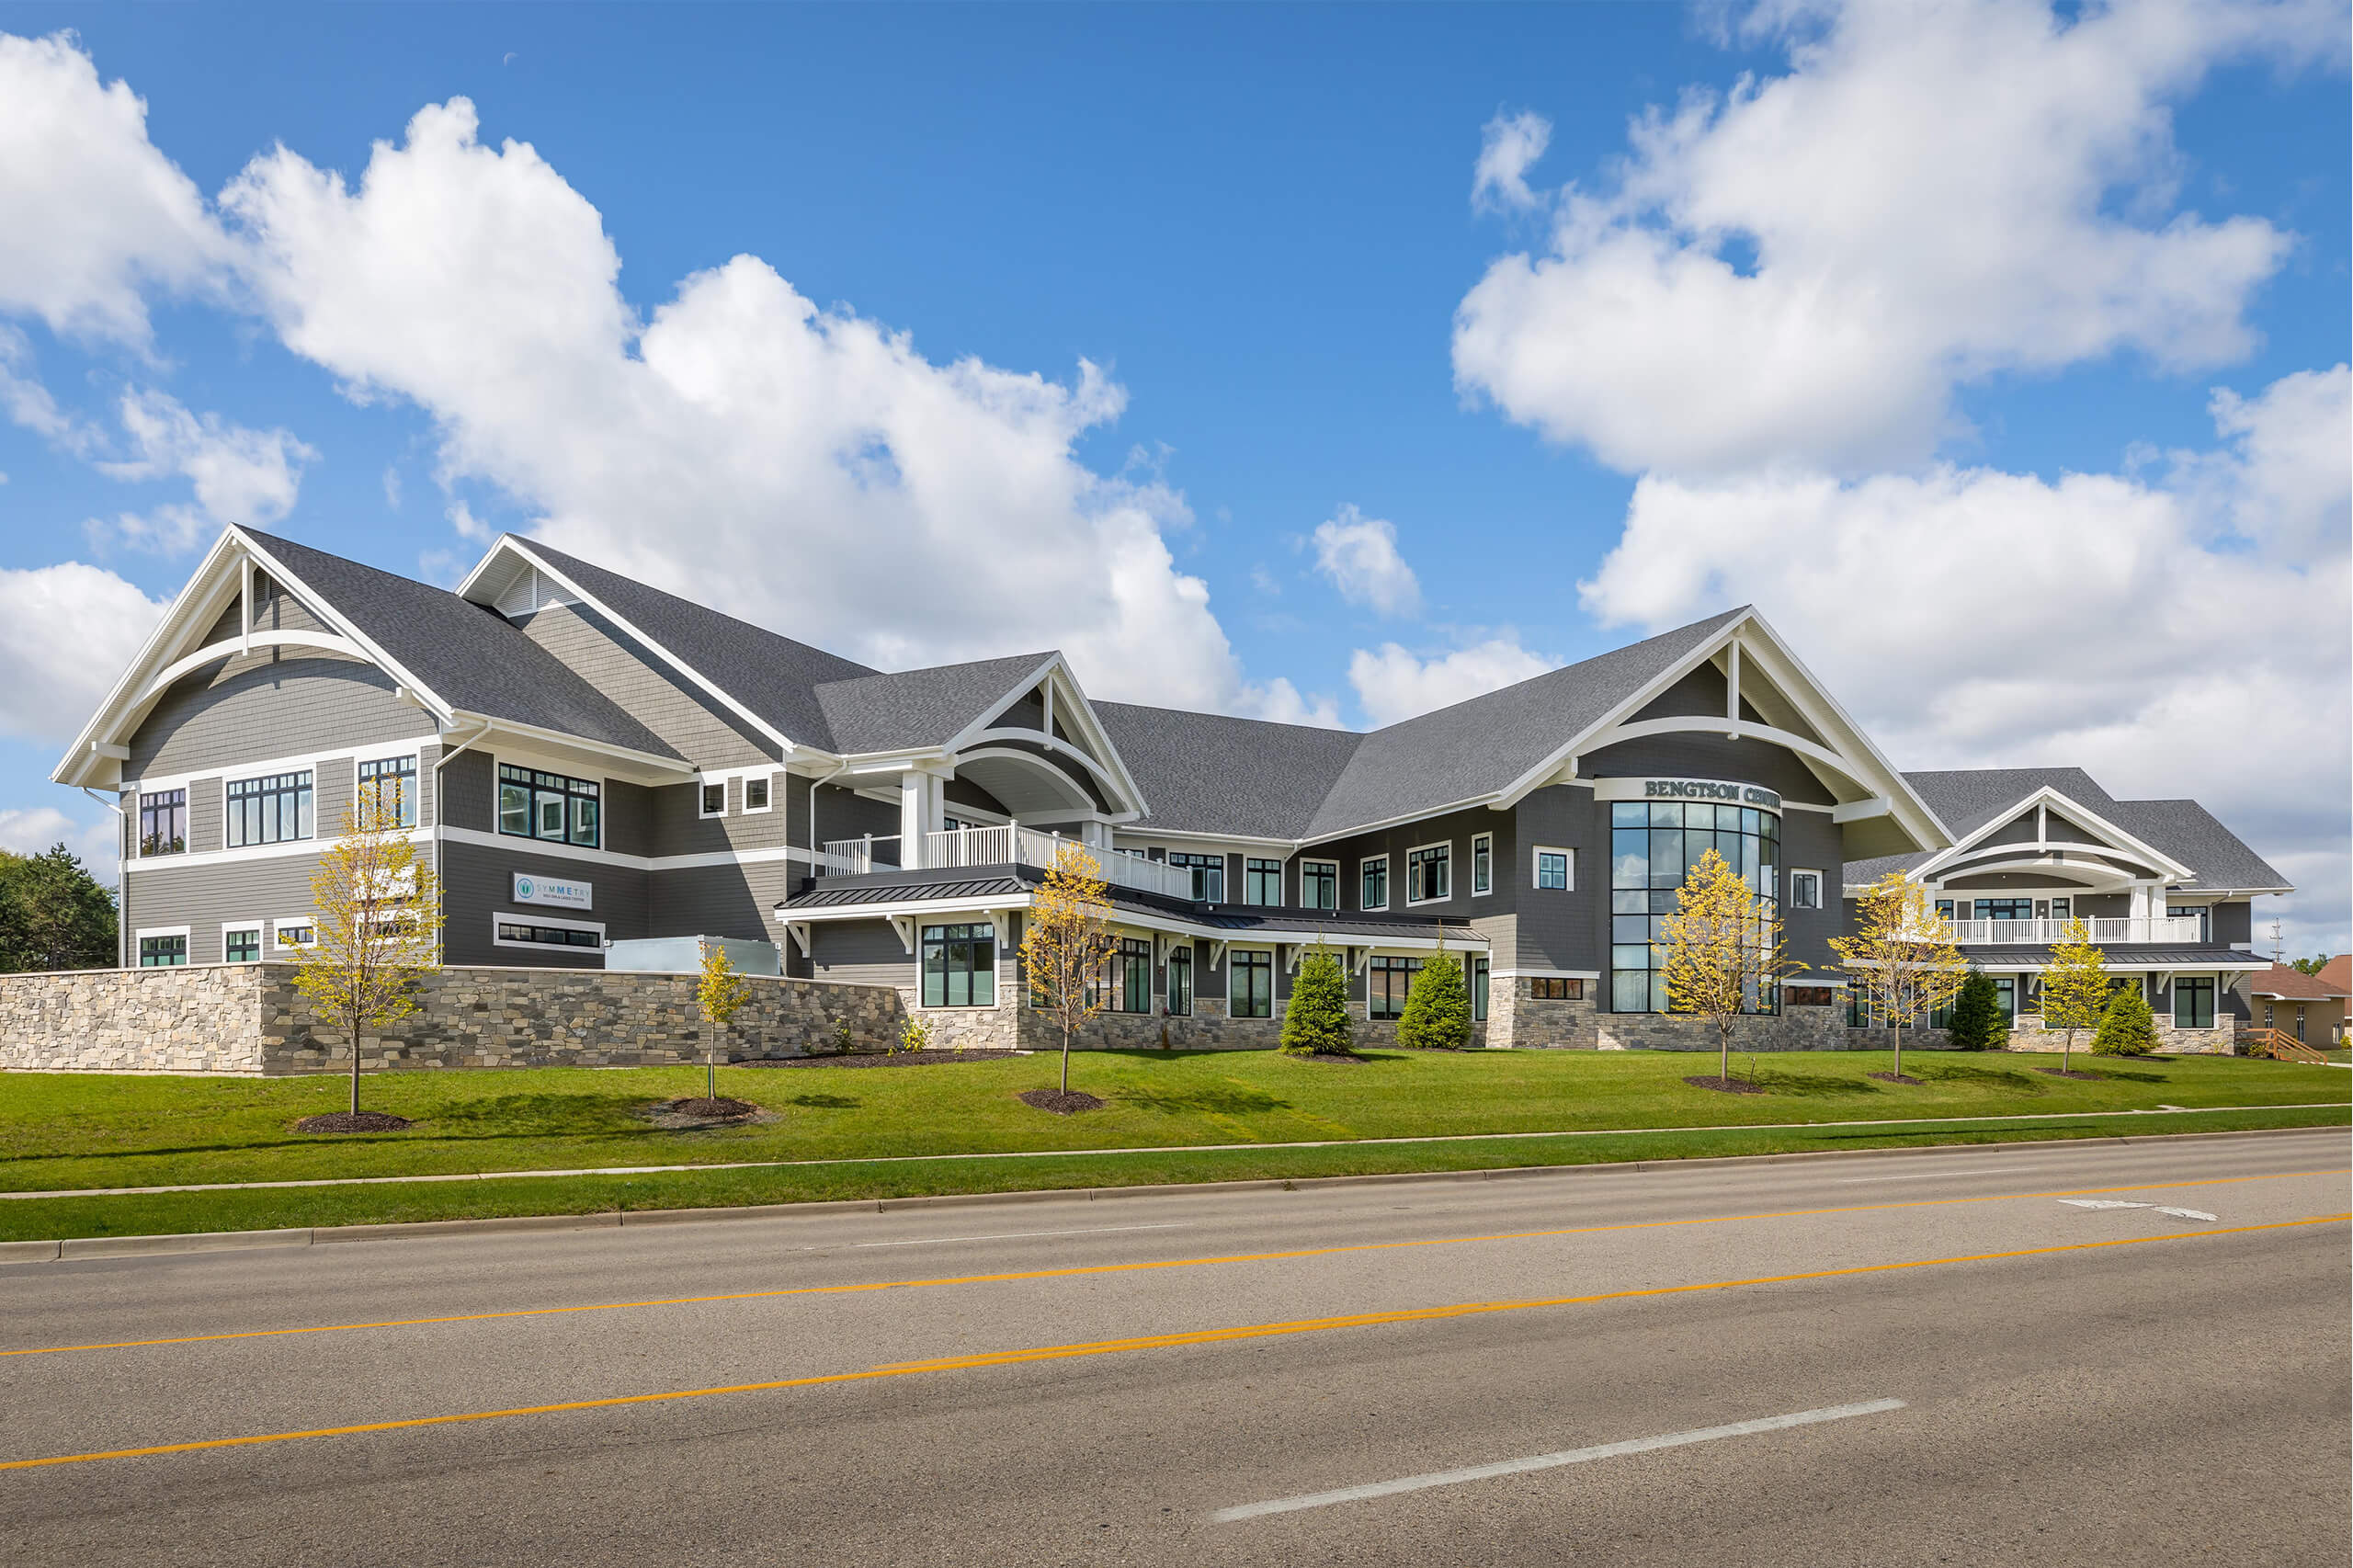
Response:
1593,777,1783,812
512,873,593,910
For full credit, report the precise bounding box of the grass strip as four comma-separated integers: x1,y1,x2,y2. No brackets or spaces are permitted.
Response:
4,1102,2341,1244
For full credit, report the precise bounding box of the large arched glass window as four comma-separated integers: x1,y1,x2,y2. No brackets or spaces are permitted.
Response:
1608,800,1779,1013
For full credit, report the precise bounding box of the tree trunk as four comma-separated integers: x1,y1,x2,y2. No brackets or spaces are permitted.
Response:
1061,1022,1071,1095
1891,1018,1903,1081
1720,1018,1732,1085
706,1046,717,1102
348,1006,361,1115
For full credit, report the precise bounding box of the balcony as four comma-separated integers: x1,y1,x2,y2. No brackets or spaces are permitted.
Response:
819,824,1197,902
1949,916,2206,946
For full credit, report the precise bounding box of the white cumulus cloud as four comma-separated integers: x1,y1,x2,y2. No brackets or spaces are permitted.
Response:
1454,0,2337,475
0,561,169,744
1472,109,1552,213
92,387,316,551
1312,504,1422,617
1348,635,1555,728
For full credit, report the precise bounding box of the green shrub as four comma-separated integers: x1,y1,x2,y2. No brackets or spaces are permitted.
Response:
1280,945,1354,1056
1945,971,2010,1052
1397,950,1473,1051
2090,986,2158,1056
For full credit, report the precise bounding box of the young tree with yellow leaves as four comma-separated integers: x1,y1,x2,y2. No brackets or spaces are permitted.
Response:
1661,846,1804,1087
1829,871,1968,1082
1017,840,1115,1096
293,773,444,1117
2038,918,2109,1074
696,942,752,1101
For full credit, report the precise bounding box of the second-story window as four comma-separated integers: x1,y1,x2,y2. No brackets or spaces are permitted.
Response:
1471,834,1492,894
1245,858,1283,906
1167,851,1223,903
1301,860,1338,912
1361,855,1389,911
1408,843,1450,903
139,790,186,857
227,772,312,847
499,764,600,848
358,756,418,828
744,776,771,812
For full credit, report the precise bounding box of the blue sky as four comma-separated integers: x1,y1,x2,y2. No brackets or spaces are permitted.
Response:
0,2,2346,951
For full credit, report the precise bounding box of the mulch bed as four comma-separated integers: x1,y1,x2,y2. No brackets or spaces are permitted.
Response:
293,1111,415,1134
663,1097,761,1119
1017,1088,1107,1115
1682,1075,1764,1095
2036,1067,2105,1080
741,1050,1027,1070
1867,1072,1923,1085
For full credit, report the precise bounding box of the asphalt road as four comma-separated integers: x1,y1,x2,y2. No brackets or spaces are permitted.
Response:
3,1130,2347,1567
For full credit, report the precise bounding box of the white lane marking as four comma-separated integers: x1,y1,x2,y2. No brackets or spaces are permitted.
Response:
850,1222,1190,1249
2058,1199,2218,1221
1831,1165,2035,1183
1211,1398,1907,1522
2154,1207,2217,1221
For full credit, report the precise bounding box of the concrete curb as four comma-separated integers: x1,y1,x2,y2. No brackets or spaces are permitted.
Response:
2,1122,2338,1266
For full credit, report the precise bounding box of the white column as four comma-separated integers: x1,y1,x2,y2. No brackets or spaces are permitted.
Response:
900,773,929,869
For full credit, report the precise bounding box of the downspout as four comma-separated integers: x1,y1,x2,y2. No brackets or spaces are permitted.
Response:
81,786,129,969
806,759,851,874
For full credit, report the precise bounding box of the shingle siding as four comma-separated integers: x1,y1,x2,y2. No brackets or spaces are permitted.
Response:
124,852,350,965
1509,785,1599,972
511,600,777,768
2213,900,2253,947
440,750,494,833
652,860,799,947
810,919,915,988
128,651,435,781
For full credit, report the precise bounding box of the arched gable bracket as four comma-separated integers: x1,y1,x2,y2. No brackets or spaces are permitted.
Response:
1932,846,2169,885
1911,787,2192,885
945,653,1149,818
137,631,369,705
1588,715,1882,804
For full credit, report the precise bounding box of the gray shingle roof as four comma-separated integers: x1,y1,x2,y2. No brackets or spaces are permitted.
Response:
1844,767,2290,892
243,529,683,763
515,538,881,750
815,653,1054,754
1091,702,1364,839
1302,609,1750,839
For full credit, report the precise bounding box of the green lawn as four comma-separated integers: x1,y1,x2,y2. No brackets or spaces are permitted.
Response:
1,1049,2341,1210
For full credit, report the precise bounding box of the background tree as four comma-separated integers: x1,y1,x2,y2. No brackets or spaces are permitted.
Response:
2038,919,2109,1074
1017,841,1114,1095
292,780,444,1116
1945,971,2010,1052
1280,941,1352,1057
1829,872,1968,1081
2290,954,2330,977
1397,948,1472,1050
1661,846,1803,1085
695,943,752,1100
2091,984,2159,1056
0,845,118,973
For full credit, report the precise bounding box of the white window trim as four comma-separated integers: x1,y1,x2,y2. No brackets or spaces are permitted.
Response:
490,911,608,951
1789,868,1824,911
1227,945,1275,1015
270,916,318,951
1533,845,1574,892
220,920,265,962
1470,832,1495,897
1404,838,1453,907
134,925,191,948
1298,857,1340,914
224,767,318,850
1358,853,1390,912
697,778,730,819
741,771,777,815
355,748,427,829
1242,854,1286,908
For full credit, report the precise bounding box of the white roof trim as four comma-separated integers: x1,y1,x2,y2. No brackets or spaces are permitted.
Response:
1911,785,2192,884
942,653,1150,819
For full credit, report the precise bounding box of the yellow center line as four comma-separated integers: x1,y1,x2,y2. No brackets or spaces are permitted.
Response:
3,1212,2342,1474
5,1166,2341,1361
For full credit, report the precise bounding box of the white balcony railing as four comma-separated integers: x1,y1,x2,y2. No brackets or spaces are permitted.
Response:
819,824,1197,902
1948,916,2205,946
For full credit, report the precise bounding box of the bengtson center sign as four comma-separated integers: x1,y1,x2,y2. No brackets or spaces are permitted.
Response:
1592,777,1784,811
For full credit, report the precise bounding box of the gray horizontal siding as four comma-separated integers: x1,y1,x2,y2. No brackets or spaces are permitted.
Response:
1580,733,1839,808
122,852,352,966
440,750,494,833
513,601,775,769
1511,785,1597,972
442,839,651,969
809,919,915,988
651,859,801,947
129,649,436,781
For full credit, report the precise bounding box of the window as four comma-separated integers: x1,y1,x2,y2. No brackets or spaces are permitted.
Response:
1230,949,1272,1018
1245,858,1283,907
273,923,315,951
499,765,600,848
1534,848,1572,891
223,927,261,964
1472,834,1493,896
1167,851,1224,903
1785,985,1836,1006
1407,843,1451,904
1360,856,1389,911
137,934,188,967
744,775,772,812
1973,898,2034,922
1301,859,1338,912
494,920,600,950
1094,937,1151,1013
922,922,997,1007
357,756,419,829
2051,896,2072,921
1529,977,1584,1001
1472,956,1489,1021
226,771,313,847
1166,944,1193,1016
138,790,186,858
1369,955,1423,1020
1935,899,1956,921
1790,869,1823,910
1609,799,1779,1015
2174,976,2215,1029
699,781,727,818
2167,903,2210,943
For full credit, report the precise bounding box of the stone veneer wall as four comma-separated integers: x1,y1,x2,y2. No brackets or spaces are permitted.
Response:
1,963,907,1076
